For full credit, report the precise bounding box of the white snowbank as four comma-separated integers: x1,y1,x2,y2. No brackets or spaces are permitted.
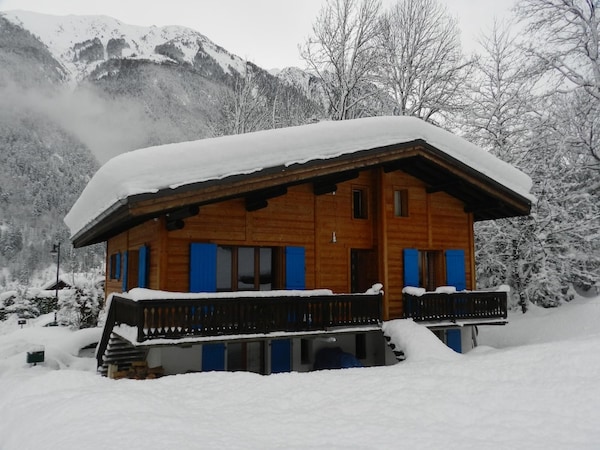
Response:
3,297,598,449
382,319,460,362
65,116,534,238
124,287,335,302
0,314,101,375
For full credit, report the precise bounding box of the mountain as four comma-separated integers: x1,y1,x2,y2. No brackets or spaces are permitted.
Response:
3,10,248,82
0,10,324,287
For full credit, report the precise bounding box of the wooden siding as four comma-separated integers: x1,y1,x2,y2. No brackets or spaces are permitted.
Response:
105,219,161,297
105,168,475,320
380,170,473,319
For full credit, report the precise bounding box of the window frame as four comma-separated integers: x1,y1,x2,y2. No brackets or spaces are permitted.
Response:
109,253,120,280
352,186,369,219
393,188,409,217
217,246,281,292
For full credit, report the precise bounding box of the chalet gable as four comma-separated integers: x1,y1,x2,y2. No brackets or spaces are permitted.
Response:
66,116,533,247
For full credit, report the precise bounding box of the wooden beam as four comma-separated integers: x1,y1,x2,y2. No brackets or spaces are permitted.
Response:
313,183,337,196
245,186,288,212
245,198,269,212
464,201,503,214
312,170,359,195
426,180,462,194
165,205,200,221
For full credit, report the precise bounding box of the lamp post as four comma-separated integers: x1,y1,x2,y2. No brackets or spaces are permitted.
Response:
50,243,60,325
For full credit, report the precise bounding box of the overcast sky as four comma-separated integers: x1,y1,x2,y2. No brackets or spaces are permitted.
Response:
0,0,517,70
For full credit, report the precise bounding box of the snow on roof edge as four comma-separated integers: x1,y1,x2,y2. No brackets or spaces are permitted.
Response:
65,116,534,239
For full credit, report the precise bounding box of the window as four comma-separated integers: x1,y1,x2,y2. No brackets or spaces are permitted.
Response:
352,188,368,219
394,189,409,217
125,249,139,291
419,250,443,291
109,253,120,280
217,246,279,291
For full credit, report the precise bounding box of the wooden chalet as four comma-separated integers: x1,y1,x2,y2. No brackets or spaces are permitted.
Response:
65,116,532,377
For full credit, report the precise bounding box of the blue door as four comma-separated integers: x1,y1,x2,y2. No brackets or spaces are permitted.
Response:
202,343,226,371
446,329,462,353
271,339,292,373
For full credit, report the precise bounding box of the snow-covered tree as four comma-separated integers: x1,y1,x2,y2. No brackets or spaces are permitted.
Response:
301,0,383,120
377,0,472,123
57,280,104,329
460,21,600,310
517,0,600,101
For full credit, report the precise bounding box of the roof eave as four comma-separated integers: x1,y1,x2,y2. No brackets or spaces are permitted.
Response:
71,140,532,247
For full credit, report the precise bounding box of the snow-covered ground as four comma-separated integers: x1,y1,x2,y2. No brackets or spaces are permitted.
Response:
1,296,599,449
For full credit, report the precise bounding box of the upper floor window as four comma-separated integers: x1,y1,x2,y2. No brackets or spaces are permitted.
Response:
394,189,409,217
217,246,279,291
109,253,120,280
352,188,368,219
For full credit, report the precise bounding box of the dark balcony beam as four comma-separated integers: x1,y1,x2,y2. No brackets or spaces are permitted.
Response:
312,170,359,195
245,186,288,211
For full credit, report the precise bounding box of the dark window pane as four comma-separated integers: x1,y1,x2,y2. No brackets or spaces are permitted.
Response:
259,247,272,290
394,190,409,217
238,247,255,290
353,188,367,219
217,246,232,291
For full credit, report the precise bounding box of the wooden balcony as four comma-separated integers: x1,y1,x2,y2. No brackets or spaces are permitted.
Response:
402,290,508,323
97,292,383,368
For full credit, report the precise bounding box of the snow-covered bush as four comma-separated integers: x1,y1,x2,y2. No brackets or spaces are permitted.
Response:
0,275,104,329
56,281,104,329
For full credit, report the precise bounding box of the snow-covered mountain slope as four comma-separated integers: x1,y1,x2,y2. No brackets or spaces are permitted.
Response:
2,10,247,82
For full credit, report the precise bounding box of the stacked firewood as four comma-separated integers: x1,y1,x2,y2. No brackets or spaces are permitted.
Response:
108,361,164,380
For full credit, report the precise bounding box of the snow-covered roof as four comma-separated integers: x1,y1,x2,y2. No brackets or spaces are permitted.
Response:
65,116,533,244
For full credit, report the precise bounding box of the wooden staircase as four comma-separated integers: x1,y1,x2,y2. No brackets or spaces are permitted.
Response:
382,330,406,362
98,333,146,377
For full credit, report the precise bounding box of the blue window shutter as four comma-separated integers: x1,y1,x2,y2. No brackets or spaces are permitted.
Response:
446,329,462,353
445,249,466,291
403,248,419,287
190,243,217,292
138,245,149,288
115,252,121,280
202,343,225,371
121,251,128,292
271,339,292,373
285,246,305,289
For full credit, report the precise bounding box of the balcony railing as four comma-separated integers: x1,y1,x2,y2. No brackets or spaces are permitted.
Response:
402,290,508,322
97,292,382,368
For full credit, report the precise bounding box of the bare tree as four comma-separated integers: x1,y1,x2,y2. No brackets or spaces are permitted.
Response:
462,21,541,162
377,0,472,123
517,0,600,100
209,64,271,137
301,0,383,120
